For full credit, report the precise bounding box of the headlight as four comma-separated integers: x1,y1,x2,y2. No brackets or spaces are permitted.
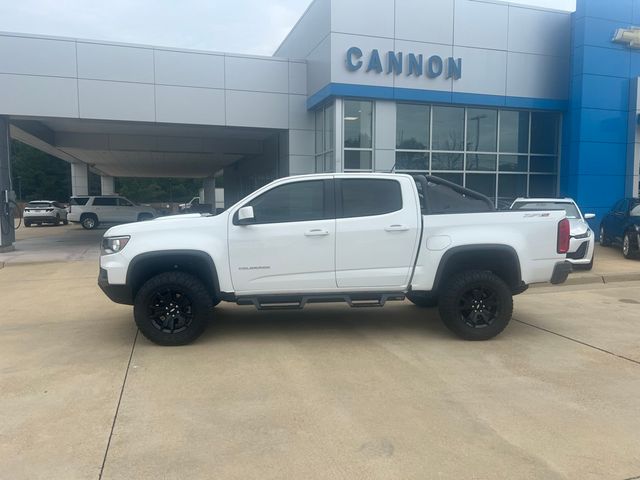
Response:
101,236,130,255
635,225,640,232
573,230,591,239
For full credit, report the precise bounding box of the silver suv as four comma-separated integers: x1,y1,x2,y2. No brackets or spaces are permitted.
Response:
68,195,157,230
23,200,69,227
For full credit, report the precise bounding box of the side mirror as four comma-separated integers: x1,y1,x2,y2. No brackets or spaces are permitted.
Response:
237,206,255,225
584,213,596,220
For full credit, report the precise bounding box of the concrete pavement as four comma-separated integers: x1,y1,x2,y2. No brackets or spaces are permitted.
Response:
0,223,103,265
1,261,640,479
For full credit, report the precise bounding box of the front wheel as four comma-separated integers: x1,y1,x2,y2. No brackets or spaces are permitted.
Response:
438,271,513,341
622,232,639,259
134,271,213,346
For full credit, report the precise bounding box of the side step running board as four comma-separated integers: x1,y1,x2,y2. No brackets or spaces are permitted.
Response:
236,293,406,311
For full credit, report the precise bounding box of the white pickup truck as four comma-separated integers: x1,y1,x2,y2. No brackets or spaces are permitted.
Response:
98,173,572,346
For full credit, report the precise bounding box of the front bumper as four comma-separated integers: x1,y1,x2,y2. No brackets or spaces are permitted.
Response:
98,268,133,305
550,261,573,285
566,237,595,264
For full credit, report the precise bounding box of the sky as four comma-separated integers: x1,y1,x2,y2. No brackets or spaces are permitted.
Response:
0,0,577,57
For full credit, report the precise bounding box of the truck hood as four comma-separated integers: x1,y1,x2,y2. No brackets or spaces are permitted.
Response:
104,213,225,237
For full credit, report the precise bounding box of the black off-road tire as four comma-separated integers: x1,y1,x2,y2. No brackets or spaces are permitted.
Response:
438,270,513,341
81,214,99,230
406,292,438,308
63,219,69,225
24,220,31,227
134,271,213,346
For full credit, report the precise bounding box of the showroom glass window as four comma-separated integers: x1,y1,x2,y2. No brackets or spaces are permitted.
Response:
343,100,373,171
395,104,560,207
315,102,335,173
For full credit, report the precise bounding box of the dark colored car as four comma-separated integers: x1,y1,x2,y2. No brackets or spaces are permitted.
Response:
599,198,640,259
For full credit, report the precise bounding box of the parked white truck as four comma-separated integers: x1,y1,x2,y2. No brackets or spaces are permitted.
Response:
98,173,572,345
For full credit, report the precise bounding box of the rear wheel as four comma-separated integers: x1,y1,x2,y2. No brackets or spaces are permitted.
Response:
134,271,213,346
622,232,639,259
81,214,98,230
599,225,611,247
438,270,513,341
406,292,438,308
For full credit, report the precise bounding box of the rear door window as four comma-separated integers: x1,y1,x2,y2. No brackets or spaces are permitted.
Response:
339,179,402,218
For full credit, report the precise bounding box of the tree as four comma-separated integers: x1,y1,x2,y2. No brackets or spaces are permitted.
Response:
10,141,71,201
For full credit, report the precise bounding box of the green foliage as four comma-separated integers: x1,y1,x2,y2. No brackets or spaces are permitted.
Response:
115,177,204,203
10,141,71,202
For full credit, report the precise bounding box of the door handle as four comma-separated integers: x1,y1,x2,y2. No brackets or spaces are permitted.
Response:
304,229,329,237
385,224,410,232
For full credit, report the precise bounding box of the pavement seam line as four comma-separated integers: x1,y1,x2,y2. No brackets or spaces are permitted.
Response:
513,318,640,367
98,329,139,480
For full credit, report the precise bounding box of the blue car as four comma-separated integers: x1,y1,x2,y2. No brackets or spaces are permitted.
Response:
599,198,640,259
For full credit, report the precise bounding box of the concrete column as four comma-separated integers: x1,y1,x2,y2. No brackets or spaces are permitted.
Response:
202,177,216,213
0,115,15,251
70,163,88,196
100,175,115,195
334,98,343,173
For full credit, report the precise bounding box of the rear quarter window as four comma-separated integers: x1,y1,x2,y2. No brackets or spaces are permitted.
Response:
70,197,90,206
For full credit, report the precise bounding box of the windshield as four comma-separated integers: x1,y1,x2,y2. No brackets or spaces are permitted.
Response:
512,201,581,219
27,202,52,207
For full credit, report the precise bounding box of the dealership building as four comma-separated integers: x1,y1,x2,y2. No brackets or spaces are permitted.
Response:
1,0,640,248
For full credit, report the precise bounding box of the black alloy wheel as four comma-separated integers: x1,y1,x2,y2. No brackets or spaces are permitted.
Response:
148,287,194,334
457,286,499,329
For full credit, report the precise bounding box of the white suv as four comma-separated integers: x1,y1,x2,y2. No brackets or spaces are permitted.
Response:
23,200,68,227
68,195,157,230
